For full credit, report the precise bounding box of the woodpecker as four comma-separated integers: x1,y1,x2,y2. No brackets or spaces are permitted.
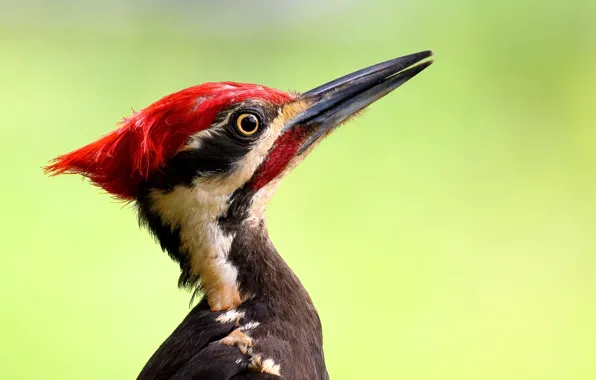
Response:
46,51,433,380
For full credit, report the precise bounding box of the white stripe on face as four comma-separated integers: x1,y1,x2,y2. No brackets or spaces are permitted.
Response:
146,99,311,310
149,185,240,311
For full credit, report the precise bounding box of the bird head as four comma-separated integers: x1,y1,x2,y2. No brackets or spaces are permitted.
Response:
46,51,433,310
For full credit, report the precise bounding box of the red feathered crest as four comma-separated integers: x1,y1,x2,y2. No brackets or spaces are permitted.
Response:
45,82,293,200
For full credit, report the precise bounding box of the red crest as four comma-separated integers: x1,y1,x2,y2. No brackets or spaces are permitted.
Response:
45,82,293,200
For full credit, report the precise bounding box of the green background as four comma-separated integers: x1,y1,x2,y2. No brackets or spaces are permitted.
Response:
1,1,595,379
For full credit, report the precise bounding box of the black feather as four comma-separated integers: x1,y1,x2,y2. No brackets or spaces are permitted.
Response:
137,299,236,380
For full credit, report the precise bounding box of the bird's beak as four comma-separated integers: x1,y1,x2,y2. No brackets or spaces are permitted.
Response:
285,50,434,154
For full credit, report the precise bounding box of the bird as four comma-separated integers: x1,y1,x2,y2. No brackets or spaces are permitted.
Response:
45,50,433,380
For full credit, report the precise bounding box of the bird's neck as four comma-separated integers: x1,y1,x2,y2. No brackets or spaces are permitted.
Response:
138,185,314,312
227,221,316,312
185,217,314,312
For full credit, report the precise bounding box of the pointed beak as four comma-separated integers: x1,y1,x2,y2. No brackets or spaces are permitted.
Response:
286,50,434,154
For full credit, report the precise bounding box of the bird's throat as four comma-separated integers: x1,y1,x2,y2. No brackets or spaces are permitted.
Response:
139,184,308,312
139,185,244,311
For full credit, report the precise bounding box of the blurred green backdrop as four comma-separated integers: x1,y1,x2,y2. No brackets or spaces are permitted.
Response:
1,0,595,379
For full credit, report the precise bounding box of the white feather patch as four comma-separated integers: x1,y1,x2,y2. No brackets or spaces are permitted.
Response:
216,309,246,324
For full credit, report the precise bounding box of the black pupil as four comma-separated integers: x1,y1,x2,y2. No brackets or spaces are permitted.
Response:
240,114,258,133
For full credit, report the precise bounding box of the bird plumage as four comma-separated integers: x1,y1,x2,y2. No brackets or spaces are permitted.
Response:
45,82,292,200
138,227,326,380
46,51,433,380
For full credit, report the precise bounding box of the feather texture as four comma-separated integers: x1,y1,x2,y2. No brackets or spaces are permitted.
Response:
45,82,292,200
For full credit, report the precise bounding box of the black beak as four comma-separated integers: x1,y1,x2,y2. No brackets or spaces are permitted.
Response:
286,50,434,154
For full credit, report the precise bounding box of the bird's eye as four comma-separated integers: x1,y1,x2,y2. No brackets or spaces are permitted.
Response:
235,113,260,136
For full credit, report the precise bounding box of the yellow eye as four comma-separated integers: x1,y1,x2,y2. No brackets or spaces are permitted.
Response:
236,113,260,136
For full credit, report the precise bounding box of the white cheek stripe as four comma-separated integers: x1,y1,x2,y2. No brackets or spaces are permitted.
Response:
149,186,239,310
146,100,311,310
